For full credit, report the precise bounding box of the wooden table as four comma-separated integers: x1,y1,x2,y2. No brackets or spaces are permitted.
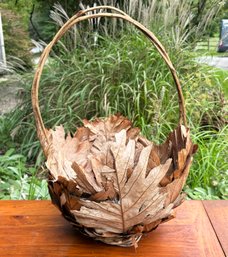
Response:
0,200,227,257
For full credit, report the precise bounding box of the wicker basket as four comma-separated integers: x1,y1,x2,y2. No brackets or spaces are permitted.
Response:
32,6,197,248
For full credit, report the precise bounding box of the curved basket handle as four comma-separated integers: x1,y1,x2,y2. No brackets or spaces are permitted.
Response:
32,6,187,155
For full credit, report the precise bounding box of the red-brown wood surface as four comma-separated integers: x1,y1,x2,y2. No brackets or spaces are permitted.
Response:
203,200,228,257
0,200,226,257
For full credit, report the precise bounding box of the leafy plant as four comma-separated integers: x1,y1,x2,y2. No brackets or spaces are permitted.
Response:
0,149,49,200
186,125,228,199
0,7,33,70
184,65,227,130
0,115,17,152
11,32,184,159
185,183,228,200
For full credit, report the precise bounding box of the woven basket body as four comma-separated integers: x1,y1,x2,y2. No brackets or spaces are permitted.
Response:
32,6,197,247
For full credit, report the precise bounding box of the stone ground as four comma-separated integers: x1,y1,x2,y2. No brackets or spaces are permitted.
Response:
197,56,228,70
0,75,24,115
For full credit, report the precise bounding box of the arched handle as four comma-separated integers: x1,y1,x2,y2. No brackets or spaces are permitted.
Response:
32,6,187,155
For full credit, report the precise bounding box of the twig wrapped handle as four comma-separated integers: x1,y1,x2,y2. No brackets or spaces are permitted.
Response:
32,6,187,154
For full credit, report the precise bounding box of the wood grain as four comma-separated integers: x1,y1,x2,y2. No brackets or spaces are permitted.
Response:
0,200,59,216
203,200,228,256
0,200,225,257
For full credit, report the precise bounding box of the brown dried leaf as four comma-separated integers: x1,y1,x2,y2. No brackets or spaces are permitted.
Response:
165,156,193,206
71,131,173,233
72,162,97,194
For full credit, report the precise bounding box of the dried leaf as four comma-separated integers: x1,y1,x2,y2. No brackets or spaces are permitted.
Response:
71,135,173,234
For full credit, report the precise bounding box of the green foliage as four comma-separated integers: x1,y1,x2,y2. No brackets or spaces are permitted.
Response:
11,32,226,155
3,0,223,44
189,0,225,37
29,4,56,42
209,0,228,36
0,7,33,69
184,186,226,200
184,65,227,130
0,115,17,151
11,32,185,160
186,126,228,200
212,68,228,98
0,0,34,21
0,149,49,200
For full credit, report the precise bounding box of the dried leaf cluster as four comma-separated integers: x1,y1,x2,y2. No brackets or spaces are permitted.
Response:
46,115,197,247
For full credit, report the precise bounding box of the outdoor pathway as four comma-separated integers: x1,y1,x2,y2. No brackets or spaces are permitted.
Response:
0,75,23,115
197,56,228,70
